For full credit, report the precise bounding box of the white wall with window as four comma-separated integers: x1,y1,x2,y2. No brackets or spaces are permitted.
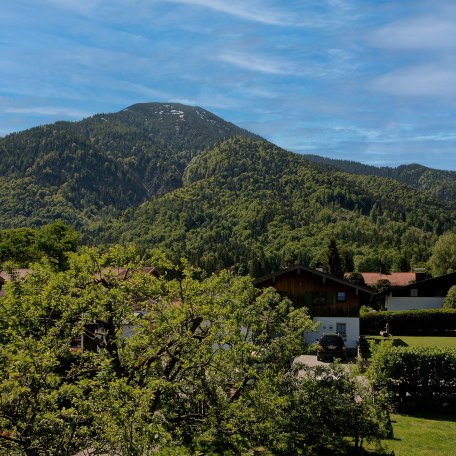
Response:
304,317,359,349
385,296,443,311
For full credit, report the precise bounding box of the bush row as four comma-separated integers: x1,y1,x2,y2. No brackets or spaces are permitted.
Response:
360,308,456,335
368,343,456,409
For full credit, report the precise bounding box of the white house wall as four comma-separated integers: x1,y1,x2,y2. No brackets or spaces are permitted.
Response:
385,297,443,311
304,317,359,349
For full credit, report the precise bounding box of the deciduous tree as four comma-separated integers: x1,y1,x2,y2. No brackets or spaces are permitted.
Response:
0,246,316,454
430,231,456,276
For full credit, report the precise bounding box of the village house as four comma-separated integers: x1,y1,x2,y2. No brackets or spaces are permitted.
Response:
384,271,456,311
254,265,374,349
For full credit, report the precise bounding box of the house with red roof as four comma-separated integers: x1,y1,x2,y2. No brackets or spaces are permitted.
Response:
384,271,456,311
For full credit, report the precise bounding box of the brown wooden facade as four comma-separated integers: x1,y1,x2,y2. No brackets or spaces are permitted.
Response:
254,265,373,318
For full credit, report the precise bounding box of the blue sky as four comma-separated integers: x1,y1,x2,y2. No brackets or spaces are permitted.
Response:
2,0,456,170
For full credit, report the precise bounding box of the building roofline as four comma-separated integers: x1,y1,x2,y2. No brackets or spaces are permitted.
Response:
253,264,374,294
390,270,456,291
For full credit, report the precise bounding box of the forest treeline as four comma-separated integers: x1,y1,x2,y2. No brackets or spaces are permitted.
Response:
107,137,454,277
0,103,454,277
303,154,456,209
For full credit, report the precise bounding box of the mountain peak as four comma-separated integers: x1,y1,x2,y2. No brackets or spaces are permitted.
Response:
120,102,215,122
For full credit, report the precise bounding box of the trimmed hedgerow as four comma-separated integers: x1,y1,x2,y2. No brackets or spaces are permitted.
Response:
368,342,456,409
360,309,456,336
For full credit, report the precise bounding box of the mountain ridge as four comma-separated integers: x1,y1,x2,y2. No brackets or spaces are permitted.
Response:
0,102,262,229
302,154,456,209
108,136,454,276
0,102,454,276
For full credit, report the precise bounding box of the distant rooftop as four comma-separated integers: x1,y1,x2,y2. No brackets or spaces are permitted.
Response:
345,272,416,287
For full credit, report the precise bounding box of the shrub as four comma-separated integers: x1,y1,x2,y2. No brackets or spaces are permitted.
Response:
360,309,456,336
368,342,456,410
444,285,456,309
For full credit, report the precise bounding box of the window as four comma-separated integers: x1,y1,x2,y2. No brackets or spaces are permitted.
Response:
336,291,346,302
308,291,333,306
336,322,347,337
312,291,327,306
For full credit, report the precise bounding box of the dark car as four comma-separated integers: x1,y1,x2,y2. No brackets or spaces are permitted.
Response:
316,333,346,362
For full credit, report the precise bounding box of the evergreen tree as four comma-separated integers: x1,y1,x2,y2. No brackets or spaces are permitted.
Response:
327,238,344,278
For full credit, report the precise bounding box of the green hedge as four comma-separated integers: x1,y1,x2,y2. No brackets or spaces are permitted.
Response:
368,344,456,408
360,309,456,336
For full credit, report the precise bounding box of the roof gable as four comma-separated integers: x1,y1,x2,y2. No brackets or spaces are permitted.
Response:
254,265,373,294
394,271,456,291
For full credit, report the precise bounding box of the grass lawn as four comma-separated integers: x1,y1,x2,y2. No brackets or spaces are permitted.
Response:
393,336,456,349
381,413,456,456
365,336,456,353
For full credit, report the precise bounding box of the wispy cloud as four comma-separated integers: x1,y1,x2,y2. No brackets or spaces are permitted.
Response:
43,0,103,16
4,106,91,118
370,12,456,50
372,64,456,97
217,51,292,75
216,48,355,78
157,0,299,26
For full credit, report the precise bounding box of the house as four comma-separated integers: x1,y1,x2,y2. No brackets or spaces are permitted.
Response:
77,266,160,352
384,271,456,311
0,269,32,298
254,265,374,349
353,272,417,288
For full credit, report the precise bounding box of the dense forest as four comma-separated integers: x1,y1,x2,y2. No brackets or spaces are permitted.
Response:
0,103,260,229
302,154,456,209
107,137,454,277
0,103,455,277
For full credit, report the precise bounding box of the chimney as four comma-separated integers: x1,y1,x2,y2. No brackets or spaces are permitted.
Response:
414,268,427,282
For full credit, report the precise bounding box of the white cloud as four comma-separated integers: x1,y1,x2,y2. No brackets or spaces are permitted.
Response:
370,11,456,50
372,64,456,97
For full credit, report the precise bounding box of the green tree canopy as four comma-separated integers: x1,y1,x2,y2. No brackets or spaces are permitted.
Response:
0,222,79,272
35,221,79,269
430,231,456,276
444,285,456,309
0,246,391,454
0,246,310,454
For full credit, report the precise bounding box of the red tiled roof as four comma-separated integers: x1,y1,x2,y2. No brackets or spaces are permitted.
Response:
345,272,416,287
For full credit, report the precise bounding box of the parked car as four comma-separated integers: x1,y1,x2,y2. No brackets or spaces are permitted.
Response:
316,333,346,362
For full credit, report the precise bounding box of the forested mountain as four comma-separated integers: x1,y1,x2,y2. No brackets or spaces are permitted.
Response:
108,137,454,277
1,103,454,277
0,103,261,229
302,154,456,209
